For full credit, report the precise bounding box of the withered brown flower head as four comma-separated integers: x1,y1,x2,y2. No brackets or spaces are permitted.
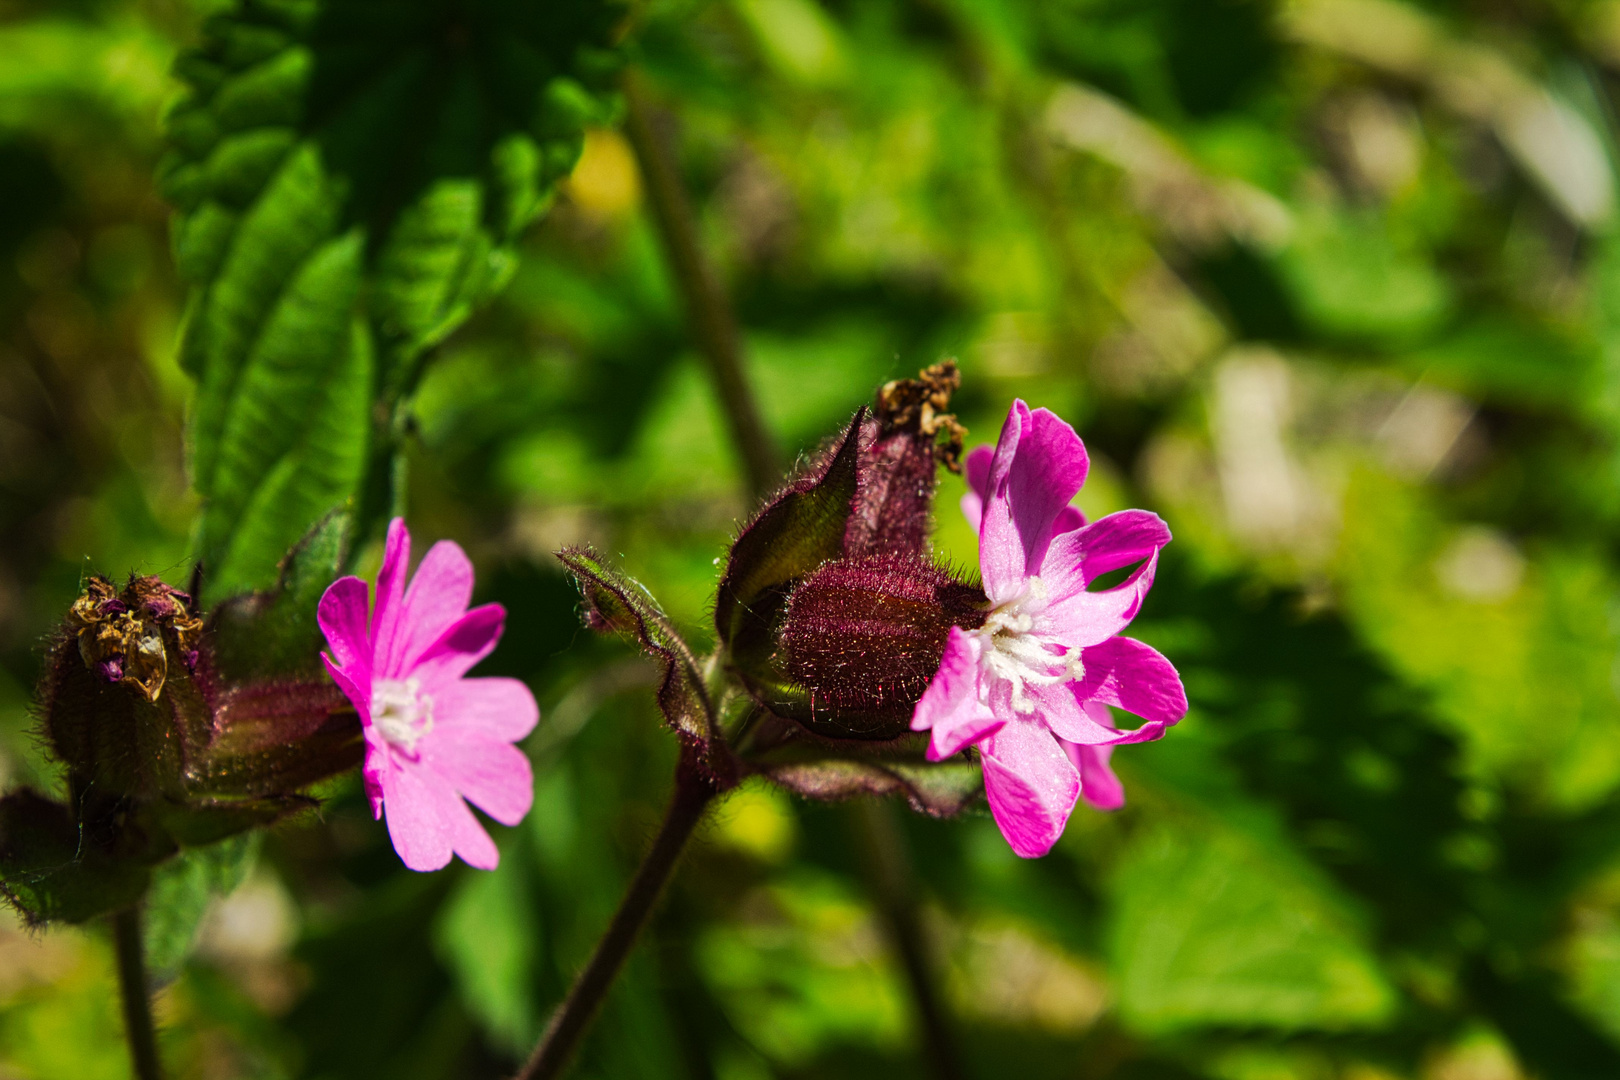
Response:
65,575,203,703
875,359,966,474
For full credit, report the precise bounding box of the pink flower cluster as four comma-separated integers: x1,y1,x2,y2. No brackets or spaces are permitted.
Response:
320,519,538,871
912,402,1187,857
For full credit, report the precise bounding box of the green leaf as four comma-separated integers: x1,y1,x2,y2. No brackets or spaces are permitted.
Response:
434,858,541,1055
715,411,864,674
210,507,353,680
0,791,151,927
1109,813,1396,1034
557,546,717,753
165,0,623,601
143,833,260,979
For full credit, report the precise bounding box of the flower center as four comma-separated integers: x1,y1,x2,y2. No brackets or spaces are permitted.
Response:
975,576,1084,715
372,677,434,753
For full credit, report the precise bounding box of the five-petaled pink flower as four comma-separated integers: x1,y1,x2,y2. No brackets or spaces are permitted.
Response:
319,518,538,871
912,401,1187,858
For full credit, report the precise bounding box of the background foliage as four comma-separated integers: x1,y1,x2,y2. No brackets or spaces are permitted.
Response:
6,0,1620,1077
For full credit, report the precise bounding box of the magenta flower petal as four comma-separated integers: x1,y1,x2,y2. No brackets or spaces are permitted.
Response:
979,402,1090,601
409,603,506,690
322,654,369,715
980,720,1081,858
440,782,501,870
1042,549,1161,648
361,727,387,817
1072,635,1188,727
912,627,1004,760
914,401,1185,857
381,763,453,872
1041,509,1171,598
433,677,541,742
317,576,372,680
422,733,534,827
961,444,994,533
371,517,411,662
1023,680,1130,745
318,518,537,873
383,539,475,678
963,442,1084,538
1066,732,1124,811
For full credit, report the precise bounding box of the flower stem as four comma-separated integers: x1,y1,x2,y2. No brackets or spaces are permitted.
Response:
622,68,780,500
516,760,718,1080
850,799,969,1080
112,906,164,1080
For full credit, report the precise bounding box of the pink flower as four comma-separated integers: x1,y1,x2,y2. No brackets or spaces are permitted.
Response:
318,519,538,871
912,402,1186,857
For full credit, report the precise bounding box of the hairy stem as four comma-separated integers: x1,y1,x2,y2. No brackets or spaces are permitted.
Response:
850,799,968,1080
112,906,164,1080
516,760,718,1080
622,68,780,500
624,63,963,1076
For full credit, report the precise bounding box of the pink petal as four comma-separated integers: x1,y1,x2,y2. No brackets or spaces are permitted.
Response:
1023,680,1125,745
979,720,1081,858
382,539,475,678
1053,505,1087,536
1072,634,1188,728
1040,510,1171,599
441,788,500,870
965,444,994,500
380,758,453,872
420,732,533,827
960,445,995,533
1040,549,1160,649
361,728,387,818
1065,734,1125,811
322,654,369,717
979,402,1090,603
433,677,540,743
317,576,373,680
370,518,411,671
912,628,1004,760
961,490,985,536
409,603,505,690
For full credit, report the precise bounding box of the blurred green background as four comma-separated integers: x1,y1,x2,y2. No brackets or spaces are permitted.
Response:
8,0,1620,1077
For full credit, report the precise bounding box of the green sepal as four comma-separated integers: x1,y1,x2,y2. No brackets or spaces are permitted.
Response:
747,727,985,818
715,411,864,678
557,547,721,764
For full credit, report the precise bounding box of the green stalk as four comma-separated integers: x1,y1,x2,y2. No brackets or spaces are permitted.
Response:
112,906,164,1080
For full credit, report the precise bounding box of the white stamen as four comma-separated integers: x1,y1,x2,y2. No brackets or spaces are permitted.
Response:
975,576,1084,714
372,677,434,753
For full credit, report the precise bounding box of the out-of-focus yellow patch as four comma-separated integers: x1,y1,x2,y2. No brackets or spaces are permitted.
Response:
567,128,641,222
711,778,797,863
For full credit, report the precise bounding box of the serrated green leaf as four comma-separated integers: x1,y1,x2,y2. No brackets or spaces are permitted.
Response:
1109,814,1396,1034
167,0,623,599
557,546,718,753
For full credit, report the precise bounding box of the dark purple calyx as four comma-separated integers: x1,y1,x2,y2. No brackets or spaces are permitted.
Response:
776,554,985,740
845,360,966,559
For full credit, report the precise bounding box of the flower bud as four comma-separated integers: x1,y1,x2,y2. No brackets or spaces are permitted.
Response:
776,554,985,740
10,574,365,924
845,361,966,559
